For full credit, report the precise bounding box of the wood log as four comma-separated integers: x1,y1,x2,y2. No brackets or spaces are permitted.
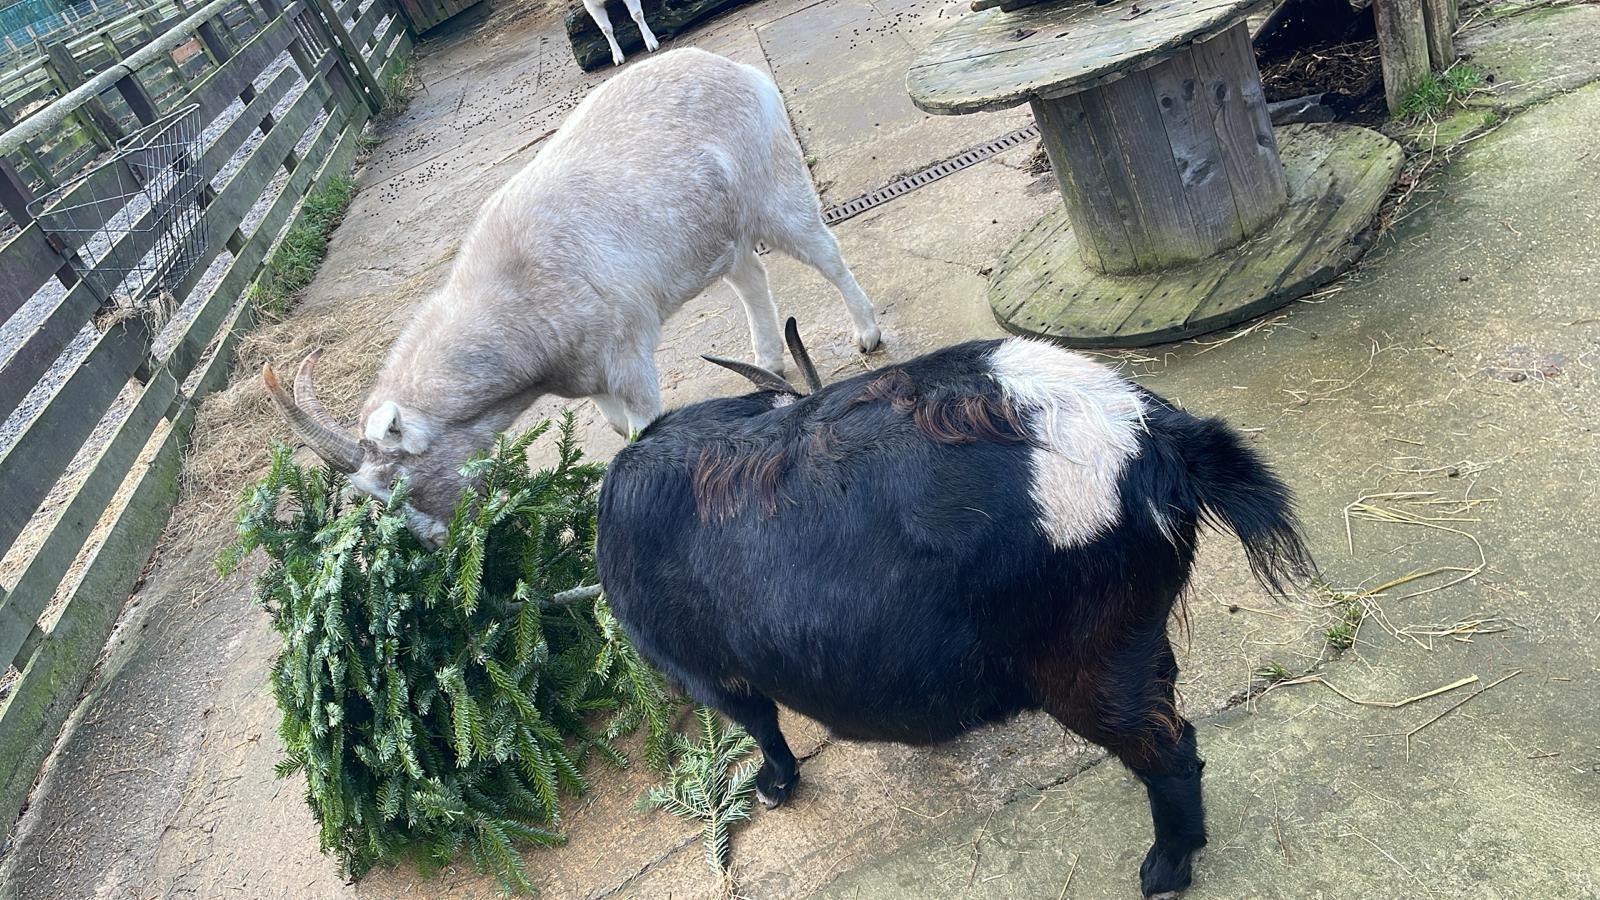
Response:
1373,0,1429,114
1421,0,1456,69
565,0,757,71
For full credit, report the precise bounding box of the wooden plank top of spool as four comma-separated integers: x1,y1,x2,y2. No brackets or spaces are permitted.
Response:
907,0,1265,116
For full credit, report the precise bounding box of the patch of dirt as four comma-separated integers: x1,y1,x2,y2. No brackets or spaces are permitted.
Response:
1483,344,1567,382
1260,38,1387,126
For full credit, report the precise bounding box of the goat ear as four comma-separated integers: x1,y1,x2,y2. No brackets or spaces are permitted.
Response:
365,400,424,451
784,318,822,393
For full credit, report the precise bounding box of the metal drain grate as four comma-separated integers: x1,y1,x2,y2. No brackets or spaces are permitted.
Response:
819,123,1041,226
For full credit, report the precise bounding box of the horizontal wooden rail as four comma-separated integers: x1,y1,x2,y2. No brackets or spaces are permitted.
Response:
0,0,234,157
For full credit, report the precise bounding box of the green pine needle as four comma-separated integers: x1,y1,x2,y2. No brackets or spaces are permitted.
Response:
643,708,759,879
223,414,677,894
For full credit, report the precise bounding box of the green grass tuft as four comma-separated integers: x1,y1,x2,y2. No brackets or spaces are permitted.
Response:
380,56,419,118
1321,592,1365,653
249,174,357,314
1400,63,1487,120
1253,662,1294,684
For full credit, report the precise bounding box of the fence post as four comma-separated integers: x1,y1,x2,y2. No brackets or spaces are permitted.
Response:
1374,0,1430,115
305,0,382,113
1421,0,1457,70
41,40,124,147
114,69,160,124
0,156,36,227
0,156,79,289
0,105,57,191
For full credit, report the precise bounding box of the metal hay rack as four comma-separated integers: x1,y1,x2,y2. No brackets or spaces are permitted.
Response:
27,103,210,325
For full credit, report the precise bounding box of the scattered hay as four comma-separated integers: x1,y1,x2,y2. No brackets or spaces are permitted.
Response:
1397,615,1510,649
1363,669,1524,761
1273,672,1479,708
1282,338,1383,409
1342,490,1489,605
1190,314,1288,355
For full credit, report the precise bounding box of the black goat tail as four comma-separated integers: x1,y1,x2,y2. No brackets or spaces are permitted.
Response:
1181,416,1315,598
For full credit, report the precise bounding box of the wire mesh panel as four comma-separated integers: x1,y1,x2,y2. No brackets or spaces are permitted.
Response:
27,103,209,324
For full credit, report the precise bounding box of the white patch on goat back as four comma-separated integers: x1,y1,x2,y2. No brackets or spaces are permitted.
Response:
988,339,1146,549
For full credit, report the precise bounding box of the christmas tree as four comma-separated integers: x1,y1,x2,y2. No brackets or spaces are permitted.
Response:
221,413,676,893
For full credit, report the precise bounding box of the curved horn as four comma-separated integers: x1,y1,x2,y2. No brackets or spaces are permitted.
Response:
700,355,801,396
293,349,350,434
784,318,822,394
263,354,363,473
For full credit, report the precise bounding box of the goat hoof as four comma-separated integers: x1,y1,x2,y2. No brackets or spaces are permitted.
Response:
645,36,660,51
611,52,626,66
754,766,798,809
856,326,882,354
1140,843,1200,898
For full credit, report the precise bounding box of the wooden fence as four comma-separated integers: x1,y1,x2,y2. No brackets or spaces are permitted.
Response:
0,0,411,837
0,0,266,231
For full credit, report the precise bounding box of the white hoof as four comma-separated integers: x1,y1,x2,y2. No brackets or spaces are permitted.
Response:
644,34,660,51
856,324,882,353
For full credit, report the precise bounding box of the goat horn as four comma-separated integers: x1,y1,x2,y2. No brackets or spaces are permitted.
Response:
783,318,822,394
263,354,363,473
700,355,801,396
294,349,351,434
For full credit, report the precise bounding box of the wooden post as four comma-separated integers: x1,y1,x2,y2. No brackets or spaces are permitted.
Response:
1421,0,1456,70
1374,0,1430,114
114,70,160,124
1028,22,1286,274
41,40,124,148
193,17,229,64
0,105,57,191
306,0,383,113
0,156,37,226
0,156,78,289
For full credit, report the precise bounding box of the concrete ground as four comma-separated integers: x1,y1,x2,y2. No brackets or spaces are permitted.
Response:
3,0,1599,897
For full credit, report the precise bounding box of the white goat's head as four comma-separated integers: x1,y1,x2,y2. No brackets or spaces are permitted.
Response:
262,350,504,544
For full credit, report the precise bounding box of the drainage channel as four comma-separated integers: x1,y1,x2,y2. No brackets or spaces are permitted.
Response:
820,123,1041,226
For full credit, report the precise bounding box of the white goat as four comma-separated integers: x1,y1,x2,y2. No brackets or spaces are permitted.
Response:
581,0,659,66
264,48,881,538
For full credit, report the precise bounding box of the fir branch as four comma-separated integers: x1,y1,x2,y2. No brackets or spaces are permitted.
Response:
643,708,759,891
226,418,675,895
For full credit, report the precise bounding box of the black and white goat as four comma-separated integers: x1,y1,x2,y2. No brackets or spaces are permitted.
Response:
596,323,1312,898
